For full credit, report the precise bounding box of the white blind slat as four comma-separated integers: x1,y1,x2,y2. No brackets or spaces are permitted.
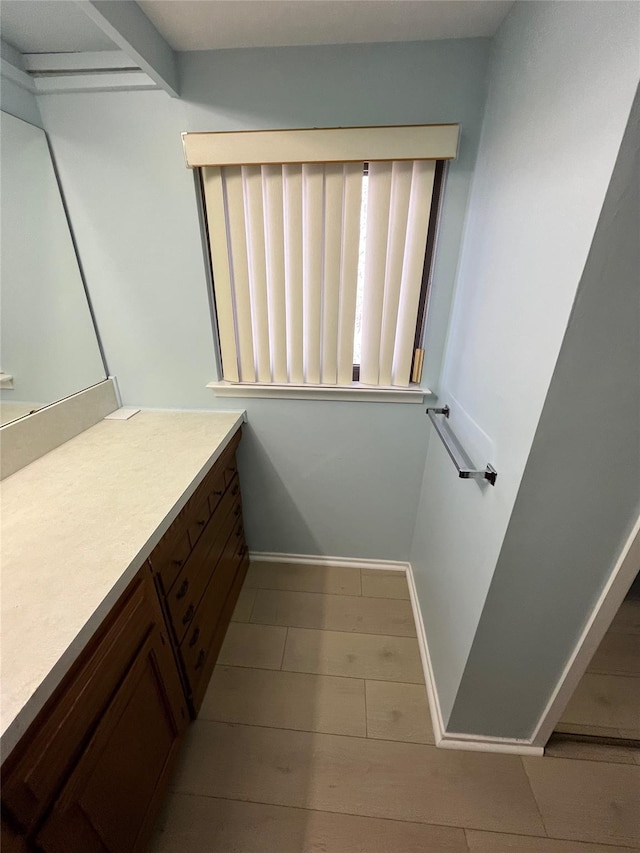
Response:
337,163,363,385
243,165,271,382
283,164,304,384
202,167,239,382
392,160,436,386
263,165,287,383
378,161,414,386
302,164,324,384
360,162,393,385
204,152,437,391
224,166,255,382
321,164,344,385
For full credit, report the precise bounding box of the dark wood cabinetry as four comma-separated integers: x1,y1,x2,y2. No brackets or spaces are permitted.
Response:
36,624,186,853
1,428,248,851
2,571,188,852
149,429,249,715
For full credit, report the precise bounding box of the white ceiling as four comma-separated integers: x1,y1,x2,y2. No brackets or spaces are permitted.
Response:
138,0,514,52
0,1,118,53
0,0,513,58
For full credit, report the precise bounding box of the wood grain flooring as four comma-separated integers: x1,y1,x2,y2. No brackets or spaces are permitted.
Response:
250,587,417,636
200,666,367,737
151,562,640,852
523,757,640,847
153,795,468,852
361,568,410,599
281,626,424,682
557,594,640,741
365,679,434,743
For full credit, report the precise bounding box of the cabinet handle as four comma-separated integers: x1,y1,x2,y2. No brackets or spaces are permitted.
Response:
232,484,239,496
197,518,206,527
235,525,242,537
175,579,189,600
182,604,195,625
189,627,200,648
195,649,206,670
213,488,223,497
234,505,241,517
172,558,183,569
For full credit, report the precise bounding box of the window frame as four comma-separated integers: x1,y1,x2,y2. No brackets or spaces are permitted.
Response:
185,124,458,399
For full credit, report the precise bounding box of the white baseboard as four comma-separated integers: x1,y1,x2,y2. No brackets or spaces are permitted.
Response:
405,562,543,756
249,551,408,572
435,737,543,756
530,515,640,748
403,561,446,744
249,551,544,756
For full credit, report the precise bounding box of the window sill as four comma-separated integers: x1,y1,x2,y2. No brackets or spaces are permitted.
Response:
207,381,428,403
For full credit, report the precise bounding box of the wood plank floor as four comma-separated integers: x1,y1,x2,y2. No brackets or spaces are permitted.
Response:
557,598,640,741
151,563,640,852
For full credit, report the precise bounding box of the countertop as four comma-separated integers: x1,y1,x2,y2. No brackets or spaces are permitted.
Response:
0,409,245,761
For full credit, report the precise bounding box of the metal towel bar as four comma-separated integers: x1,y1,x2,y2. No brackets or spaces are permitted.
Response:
426,405,497,486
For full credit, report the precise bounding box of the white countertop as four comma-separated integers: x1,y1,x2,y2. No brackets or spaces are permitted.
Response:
0,409,245,761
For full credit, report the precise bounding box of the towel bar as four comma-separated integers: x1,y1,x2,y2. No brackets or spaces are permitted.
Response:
426,405,497,486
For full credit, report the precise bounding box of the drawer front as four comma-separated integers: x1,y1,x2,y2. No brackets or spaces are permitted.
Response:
1,573,161,834
204,465,227,519
222,455,238,489
165,480,240,644
192,440,239,522
181,519,245,697
186,493,212,551
149,440,240,591
190,539,250,714
150,530,192,596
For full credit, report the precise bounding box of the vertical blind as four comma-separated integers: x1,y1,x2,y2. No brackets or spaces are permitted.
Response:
202,159,436,388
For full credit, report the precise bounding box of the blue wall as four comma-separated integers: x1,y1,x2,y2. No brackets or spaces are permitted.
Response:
409,1,639,728
448,84,640,738
38,38,491,560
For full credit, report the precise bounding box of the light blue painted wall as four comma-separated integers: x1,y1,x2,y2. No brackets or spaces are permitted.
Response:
449,86,640,738
37,38,491,560
217,397,429,560
0,75,42,127
409,1,640,725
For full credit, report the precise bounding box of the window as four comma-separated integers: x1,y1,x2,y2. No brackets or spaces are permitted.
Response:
182,125,458,395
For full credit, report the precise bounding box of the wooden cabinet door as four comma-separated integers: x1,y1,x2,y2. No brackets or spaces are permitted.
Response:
36,625,186,853
2,576,156,834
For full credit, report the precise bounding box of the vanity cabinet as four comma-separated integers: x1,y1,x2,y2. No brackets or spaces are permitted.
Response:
1,425,249,851
149,429,249,714
1,571,188,853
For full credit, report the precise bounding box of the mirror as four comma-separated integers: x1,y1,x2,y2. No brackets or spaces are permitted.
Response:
0,111,106,426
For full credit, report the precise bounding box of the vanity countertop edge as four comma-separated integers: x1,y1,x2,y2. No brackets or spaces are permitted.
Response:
0,409,246,762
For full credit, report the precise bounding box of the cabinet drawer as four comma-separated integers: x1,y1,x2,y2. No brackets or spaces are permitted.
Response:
1,573,161,834
149,438,240,584
180,519,245,698
186,493,212,551
222,456,238,489
204,465,227,518
150,530,192,596
192,439,239,521
165,480,240,644
190,538,250,714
